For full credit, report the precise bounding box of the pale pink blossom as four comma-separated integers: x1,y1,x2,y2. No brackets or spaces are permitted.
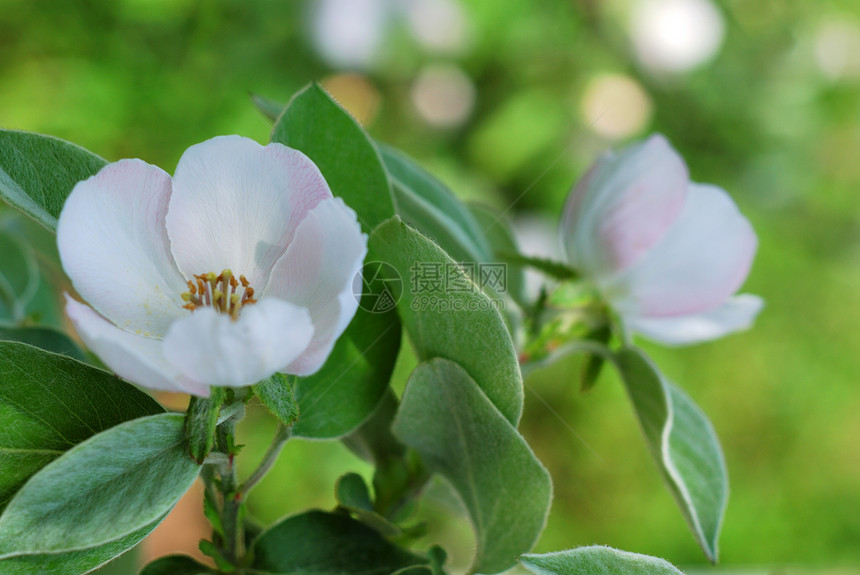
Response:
58,136,367,395
561,134,762,345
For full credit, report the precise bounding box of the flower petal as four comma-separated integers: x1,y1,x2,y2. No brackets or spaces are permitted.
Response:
605,183,758,318
57,160,189,338
65,296,208,396
626,294,764,345
166,136,332,290
162,298,314,388
264,197,368,376
561,134,688,278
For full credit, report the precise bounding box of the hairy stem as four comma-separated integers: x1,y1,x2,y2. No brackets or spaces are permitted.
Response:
216,416,243,567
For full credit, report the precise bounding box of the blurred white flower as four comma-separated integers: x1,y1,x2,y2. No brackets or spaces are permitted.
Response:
560,134,762,345
58,136,367,395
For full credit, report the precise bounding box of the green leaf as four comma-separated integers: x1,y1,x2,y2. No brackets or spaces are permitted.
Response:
336,472,373,511
0,324,84,360
380,144,491,265
255,373,300,427
614,347,728,563
271,86,400,440
466,203,527,306
250,92,285,122
252,509,428,575
0,516,164,575
520,546,686,575
335,472,402,537
0,413,200,557
140,554,216,575
378,147,525,311
370,218,523,425
291,252,401,439
427,546,448,575
291,305,400,438
185,387,226,464
198,540,236,573
0,229,38,322
392,359,552,574
0,341,163,511
0,130,107,231
271,84,395,232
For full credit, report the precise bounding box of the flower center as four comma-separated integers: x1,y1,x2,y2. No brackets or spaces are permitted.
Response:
181,269,257,321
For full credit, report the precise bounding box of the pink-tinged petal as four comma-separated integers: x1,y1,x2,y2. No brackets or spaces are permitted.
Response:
561,134,688,278
57,160,189,338
65,296,209,396
166,136,332,290
605,183,758,317
162,298,314,388
264,197,367,376
626,294,764,345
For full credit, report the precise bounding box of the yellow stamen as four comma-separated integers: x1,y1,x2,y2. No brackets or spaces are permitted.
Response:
179,269,257,320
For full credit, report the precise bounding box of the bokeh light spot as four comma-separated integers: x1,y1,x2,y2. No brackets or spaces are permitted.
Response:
630,0,725,73
405,0,469,55
311,0,389,70
814,17,860,81
580,73,652,140
411,64,475,129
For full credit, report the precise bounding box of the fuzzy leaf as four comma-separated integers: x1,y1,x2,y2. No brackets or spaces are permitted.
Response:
255,373,300,427
252,510,427,575
0,341,163,512
0,517,164,575
185,387,226,464
0,413,200,557
392,359,551,574
521,546,685,575
615,347,728,563
370,218,523,425
0,130,107,231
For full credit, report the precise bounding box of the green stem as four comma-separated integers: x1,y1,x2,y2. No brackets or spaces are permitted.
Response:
240,423,291,497
216,416,243,568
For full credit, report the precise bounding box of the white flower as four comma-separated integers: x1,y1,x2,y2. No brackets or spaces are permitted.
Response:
561,134,762,345
58,136,367,396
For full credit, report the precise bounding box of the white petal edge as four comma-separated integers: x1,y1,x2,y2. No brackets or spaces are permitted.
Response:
64,296,209,396
166,136,333,291
604,182,758,318
57,160,189,338
626,294,764,346
561,134,688,278
264,197,368,376
162,298,314,388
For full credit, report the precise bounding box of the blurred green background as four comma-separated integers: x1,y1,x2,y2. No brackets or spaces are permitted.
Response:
2,0,860,571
